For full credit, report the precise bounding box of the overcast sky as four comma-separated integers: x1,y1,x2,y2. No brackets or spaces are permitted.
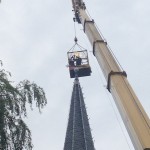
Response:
0,0,150,150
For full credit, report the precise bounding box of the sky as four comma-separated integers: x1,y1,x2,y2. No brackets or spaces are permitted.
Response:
0,0,150,150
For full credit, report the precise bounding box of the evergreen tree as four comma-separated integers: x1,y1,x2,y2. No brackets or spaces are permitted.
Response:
0,61,47,150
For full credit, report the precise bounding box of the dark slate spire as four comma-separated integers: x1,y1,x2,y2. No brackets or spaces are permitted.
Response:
64,77,95,150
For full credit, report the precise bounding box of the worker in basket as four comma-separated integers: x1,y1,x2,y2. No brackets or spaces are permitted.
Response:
76,56,82,66
69,54,82,67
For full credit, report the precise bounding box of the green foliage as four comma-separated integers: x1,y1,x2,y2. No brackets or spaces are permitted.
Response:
0,62,47,150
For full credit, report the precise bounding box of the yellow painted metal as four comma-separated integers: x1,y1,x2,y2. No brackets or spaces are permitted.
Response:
76,6,150,150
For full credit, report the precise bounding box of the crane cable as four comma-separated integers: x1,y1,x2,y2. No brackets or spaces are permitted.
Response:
86,9,124,72
68,40,87,52
80,28,133,150
74,21,77,38
86,8,150,131
93,57,133,150
68,21,87,52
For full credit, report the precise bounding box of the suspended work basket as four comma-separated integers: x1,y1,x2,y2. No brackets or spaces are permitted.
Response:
67,39,92,78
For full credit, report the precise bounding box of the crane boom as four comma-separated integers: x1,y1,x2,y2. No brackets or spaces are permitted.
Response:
71,1,150,150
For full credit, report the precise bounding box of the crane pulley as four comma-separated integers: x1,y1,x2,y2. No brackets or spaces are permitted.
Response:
72,0,85,24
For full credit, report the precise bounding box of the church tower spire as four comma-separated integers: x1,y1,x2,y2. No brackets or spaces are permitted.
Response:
64,77,95,150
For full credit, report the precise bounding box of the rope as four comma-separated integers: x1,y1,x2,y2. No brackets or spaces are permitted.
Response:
86,8,125,71
68,42,87,52
92,58,133,150
86,9,93,20
68,19,87,52
122,77,150,130
74,21,77,38
68,43,76,52
107,44,124,71
76,43,86,50
81,31,133,149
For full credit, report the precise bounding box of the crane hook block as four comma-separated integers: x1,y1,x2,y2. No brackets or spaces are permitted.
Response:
74,37,78,43
75,11,81,24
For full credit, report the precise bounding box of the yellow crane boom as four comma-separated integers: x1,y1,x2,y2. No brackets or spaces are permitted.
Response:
71,1,150,150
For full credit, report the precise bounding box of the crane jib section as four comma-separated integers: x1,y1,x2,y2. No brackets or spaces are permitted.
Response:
71,1,150,150
72,0,86,24
72,0,84,10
